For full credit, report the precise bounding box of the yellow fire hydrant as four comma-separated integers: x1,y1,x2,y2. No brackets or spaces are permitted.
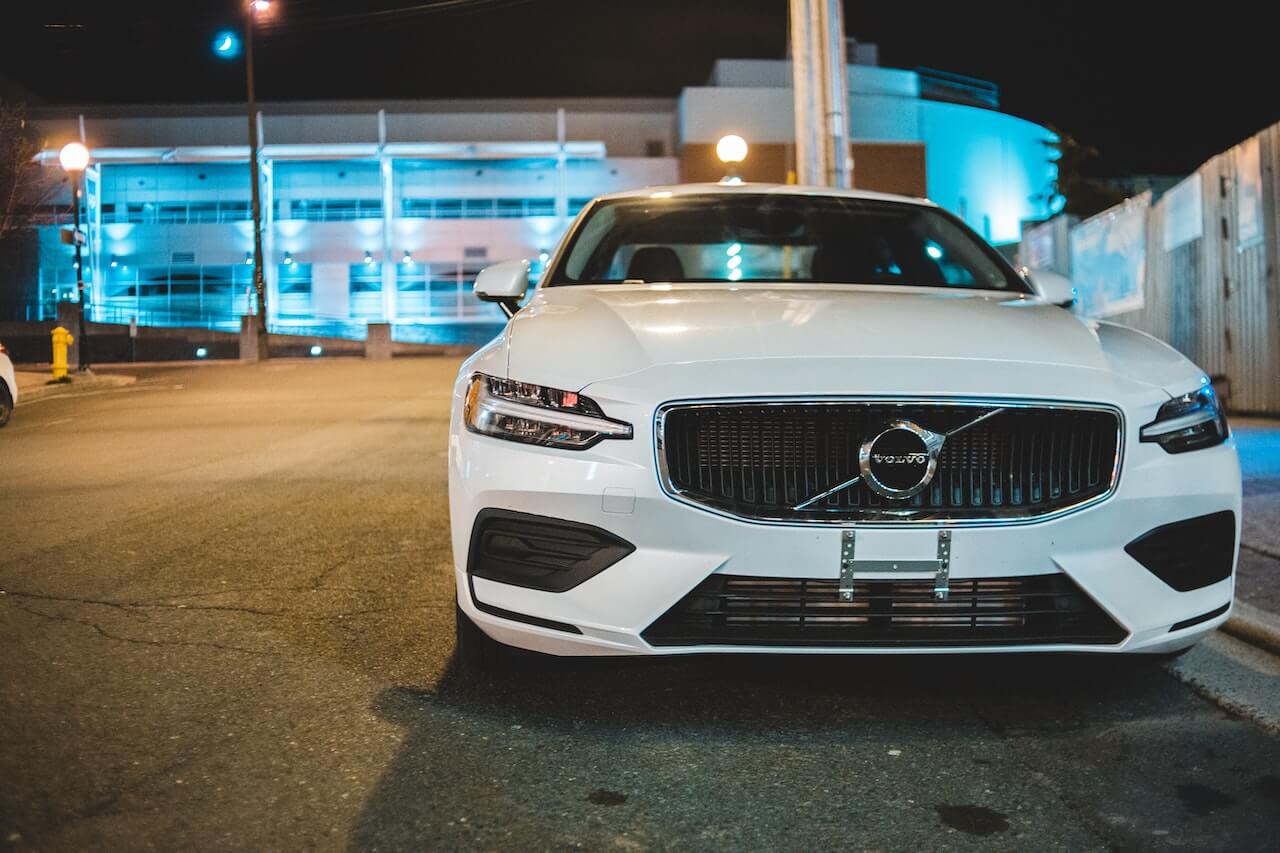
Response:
51,326,74,381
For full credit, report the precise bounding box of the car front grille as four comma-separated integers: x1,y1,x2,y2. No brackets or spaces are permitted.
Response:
642,574,1127,648
657,401,1121,523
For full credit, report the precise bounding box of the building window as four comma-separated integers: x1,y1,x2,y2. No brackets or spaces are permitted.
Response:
428,267,461,318
88,263,253,326
278,263,312,318
645,140,666,157
349,263,383,320
396,263,428,318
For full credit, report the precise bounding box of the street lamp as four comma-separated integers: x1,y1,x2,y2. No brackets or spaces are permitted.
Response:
59,141,91,372
242,0,275,359
716,134,748,183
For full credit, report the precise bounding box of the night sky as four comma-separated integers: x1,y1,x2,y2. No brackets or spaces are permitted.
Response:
1,0,1274,176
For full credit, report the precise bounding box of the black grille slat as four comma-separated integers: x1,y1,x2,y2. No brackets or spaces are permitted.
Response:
643,574,1127,647
662,403,1118,523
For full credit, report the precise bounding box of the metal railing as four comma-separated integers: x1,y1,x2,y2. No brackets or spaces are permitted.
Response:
401,197,557,219
279,198,383,221
916,67,1000,110
101,200,266,225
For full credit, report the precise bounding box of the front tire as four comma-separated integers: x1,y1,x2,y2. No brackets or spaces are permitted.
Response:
0,383,12,428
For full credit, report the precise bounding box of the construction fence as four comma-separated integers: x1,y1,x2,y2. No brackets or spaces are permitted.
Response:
1020,121,1280,414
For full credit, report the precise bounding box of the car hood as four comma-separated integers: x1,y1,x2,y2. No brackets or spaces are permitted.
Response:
500,283,1201,404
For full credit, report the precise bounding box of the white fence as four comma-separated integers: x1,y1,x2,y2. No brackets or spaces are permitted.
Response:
1021,121,1280,414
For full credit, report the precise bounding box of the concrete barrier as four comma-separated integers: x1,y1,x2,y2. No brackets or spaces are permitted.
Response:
0,318,473,365
366,323,392,360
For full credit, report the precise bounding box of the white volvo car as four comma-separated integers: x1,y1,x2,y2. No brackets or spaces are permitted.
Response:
448,184,1240,668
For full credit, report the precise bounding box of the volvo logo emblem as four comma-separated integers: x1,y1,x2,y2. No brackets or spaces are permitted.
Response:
859,420,946,499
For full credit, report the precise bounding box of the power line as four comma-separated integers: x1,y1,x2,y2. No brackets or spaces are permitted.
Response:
256,0,538,33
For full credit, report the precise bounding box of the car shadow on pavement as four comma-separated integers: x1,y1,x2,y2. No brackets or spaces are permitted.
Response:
349,648,1192,850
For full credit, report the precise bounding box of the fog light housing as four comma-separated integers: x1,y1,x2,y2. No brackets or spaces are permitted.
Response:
467,509,635,593
1125,510,1236,591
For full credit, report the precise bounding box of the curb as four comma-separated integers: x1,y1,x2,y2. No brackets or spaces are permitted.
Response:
1223,600,1280,658
18,374,137,403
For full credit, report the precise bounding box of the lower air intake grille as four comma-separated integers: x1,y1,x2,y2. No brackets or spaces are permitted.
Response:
642,574,1126,647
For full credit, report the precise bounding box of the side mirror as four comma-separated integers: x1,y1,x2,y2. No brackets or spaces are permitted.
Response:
1024,268,1077,309
474,260,530,318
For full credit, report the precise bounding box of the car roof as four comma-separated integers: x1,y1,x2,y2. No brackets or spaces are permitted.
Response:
594,182,938,207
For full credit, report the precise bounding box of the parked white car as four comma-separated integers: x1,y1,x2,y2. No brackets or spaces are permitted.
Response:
0,342,16,428
449,184,1240,669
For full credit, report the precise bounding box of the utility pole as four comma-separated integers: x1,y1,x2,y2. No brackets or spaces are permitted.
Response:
245,0,271,359
789,0,851,188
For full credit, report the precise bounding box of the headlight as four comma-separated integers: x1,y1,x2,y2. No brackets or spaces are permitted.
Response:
1139,381,1229,453
463,374,632,450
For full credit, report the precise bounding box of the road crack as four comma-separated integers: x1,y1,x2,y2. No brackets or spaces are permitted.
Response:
11,601,277,657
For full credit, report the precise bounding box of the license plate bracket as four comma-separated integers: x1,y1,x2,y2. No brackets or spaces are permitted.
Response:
839,529,952,601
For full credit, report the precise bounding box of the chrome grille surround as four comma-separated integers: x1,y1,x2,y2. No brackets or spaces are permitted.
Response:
653,398,1125,526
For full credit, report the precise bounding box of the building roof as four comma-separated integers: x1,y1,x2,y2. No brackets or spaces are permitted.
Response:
599,181,935,207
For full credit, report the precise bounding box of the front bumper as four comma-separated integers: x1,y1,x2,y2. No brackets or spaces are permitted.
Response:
449,399,1241,657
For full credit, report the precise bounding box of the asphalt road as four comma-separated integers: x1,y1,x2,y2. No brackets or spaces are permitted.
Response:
2,360,1278,852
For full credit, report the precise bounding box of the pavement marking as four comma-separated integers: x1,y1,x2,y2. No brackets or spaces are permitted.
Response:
44,418,72,427
19,383,174,406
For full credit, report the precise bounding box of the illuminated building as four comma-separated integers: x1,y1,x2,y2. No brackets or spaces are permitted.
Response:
20,51,1057,339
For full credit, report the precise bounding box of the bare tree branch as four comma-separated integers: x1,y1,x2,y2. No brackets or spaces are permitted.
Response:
0,100,61,242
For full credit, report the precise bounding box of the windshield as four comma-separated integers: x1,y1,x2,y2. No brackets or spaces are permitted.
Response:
549,193,1029,293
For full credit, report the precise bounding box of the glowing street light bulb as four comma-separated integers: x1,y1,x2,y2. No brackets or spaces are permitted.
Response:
58,142,90,173
715,134,748,164
251,0,271,12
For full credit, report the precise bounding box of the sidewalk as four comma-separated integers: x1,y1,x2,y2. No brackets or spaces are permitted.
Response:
14,369,137,403
1222,418,1280,656
1233,419,1280,615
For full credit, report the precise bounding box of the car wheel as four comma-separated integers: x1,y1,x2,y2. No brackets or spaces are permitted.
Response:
455,601,519,672
0,383,12,428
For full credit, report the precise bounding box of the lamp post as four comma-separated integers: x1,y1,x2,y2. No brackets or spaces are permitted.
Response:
245,0,273,358
59,141,90,372
716,134,748,182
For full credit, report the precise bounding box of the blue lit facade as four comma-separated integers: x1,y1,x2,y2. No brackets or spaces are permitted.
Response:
23,55,1058,338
